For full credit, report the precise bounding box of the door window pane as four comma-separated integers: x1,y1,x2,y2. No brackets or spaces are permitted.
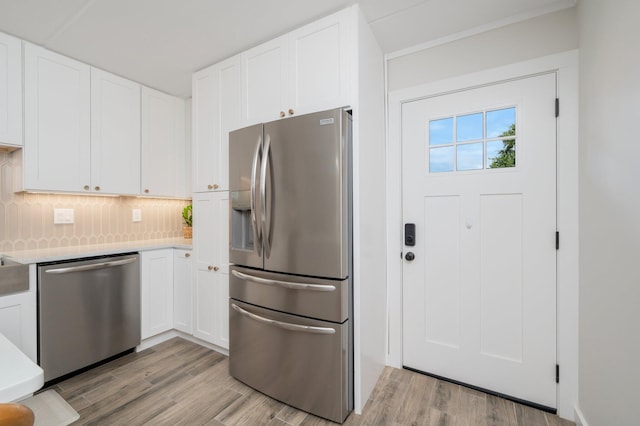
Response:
429,118,453,146
457,113,483,142
487,139,516,168
429,146,454,173
487,108,516,138
457,143,483,171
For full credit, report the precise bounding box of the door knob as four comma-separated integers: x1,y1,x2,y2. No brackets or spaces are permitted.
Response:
405,252,415,261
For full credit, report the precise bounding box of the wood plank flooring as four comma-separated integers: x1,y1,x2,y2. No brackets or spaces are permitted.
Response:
44,337,574,426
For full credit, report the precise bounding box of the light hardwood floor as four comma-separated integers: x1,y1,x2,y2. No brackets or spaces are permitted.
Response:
45,337,574,426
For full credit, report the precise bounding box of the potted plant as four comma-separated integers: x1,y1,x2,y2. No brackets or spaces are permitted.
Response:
182,204,192,239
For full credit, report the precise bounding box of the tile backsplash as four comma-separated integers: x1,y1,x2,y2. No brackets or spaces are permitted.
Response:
0,151,190,253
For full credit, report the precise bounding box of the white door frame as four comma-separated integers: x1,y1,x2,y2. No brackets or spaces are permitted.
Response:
386,50,579,420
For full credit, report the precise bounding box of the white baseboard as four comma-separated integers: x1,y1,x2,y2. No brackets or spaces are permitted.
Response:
574,406,588,426
136,330,181,351
136,329,229,357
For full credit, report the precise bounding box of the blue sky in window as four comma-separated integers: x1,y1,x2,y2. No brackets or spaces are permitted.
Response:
487,107,516,138
457,143,483,170
429,146,453,172
457,113,483,141
429,117,453,145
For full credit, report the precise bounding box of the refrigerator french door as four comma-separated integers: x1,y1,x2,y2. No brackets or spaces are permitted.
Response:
229,108,353,423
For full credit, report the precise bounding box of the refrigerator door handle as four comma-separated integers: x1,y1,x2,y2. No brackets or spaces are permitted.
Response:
261,133,272,258
231,303,336,335
231,269,337,292
251,135,263,253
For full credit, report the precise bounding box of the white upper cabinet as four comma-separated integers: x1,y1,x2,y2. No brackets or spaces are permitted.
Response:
0,32,22,148
192,55,241,193
287,9,352,116
141,86,186,198
240,7,353,126
23,43,91,192
91,68,141,195
241,38,288,125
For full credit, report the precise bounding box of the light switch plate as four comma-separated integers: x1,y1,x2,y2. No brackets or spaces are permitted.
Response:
54,208,74,224
132,209,142,222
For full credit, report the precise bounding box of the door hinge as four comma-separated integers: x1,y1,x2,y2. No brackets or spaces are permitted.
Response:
556,364,560,383
555,98,560,118
400,251,403,259
556,231,560,250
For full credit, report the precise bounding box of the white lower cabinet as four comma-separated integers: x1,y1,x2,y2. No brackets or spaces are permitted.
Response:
0,265,37,362
140,249,174,339
173,249,193,334
192,192,229,349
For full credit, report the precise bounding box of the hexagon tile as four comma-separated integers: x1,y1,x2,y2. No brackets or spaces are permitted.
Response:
0,156,189,252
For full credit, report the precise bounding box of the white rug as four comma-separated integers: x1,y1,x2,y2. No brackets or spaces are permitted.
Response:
20,389,80,426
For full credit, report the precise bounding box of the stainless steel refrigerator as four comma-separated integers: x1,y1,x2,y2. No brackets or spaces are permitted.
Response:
228,108,353,423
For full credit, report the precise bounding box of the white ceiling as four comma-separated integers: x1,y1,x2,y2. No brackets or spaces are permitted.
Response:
0,0,575,98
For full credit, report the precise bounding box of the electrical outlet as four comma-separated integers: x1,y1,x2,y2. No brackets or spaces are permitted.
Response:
54,208,74,224
132,209,142,222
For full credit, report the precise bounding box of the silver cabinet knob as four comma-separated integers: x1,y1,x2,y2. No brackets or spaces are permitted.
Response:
144,189,149,194
288,108,294,116
184,253,190,258
279,111,285,118
208,265,214,271
83,185,90,190
94,186,100,191
208,265,219,272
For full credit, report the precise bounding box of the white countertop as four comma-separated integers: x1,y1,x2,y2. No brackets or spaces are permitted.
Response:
1,237,193,264
0,333,43,402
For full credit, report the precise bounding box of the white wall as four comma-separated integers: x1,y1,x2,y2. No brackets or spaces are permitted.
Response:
577,1,640,425
387,7,578,91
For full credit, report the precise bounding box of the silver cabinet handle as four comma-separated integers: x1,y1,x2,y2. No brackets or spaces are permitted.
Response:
231,303,335,335
251,135,262,255
45,257,136,274
231,270,336,292
260,133,271,258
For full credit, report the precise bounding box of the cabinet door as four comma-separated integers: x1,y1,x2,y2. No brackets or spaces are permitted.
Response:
91,68,141,195
24,43,91,192
141,86,185,197
193,192,229,348
0,265,37,362
141,249,174,339
0,32,22,147
241,37,288,126
288,8,352,116
192,55,241,192
173,249,193,334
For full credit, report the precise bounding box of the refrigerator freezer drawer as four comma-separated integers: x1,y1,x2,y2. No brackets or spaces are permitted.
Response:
229,300,351,423
230,265,348,323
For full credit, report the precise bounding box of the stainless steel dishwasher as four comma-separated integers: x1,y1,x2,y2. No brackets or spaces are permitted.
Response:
37,253,140,383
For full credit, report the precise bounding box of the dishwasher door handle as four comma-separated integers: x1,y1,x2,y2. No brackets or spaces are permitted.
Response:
44,257,137,274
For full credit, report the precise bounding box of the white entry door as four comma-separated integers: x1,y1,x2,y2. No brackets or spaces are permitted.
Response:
402,73,557,408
